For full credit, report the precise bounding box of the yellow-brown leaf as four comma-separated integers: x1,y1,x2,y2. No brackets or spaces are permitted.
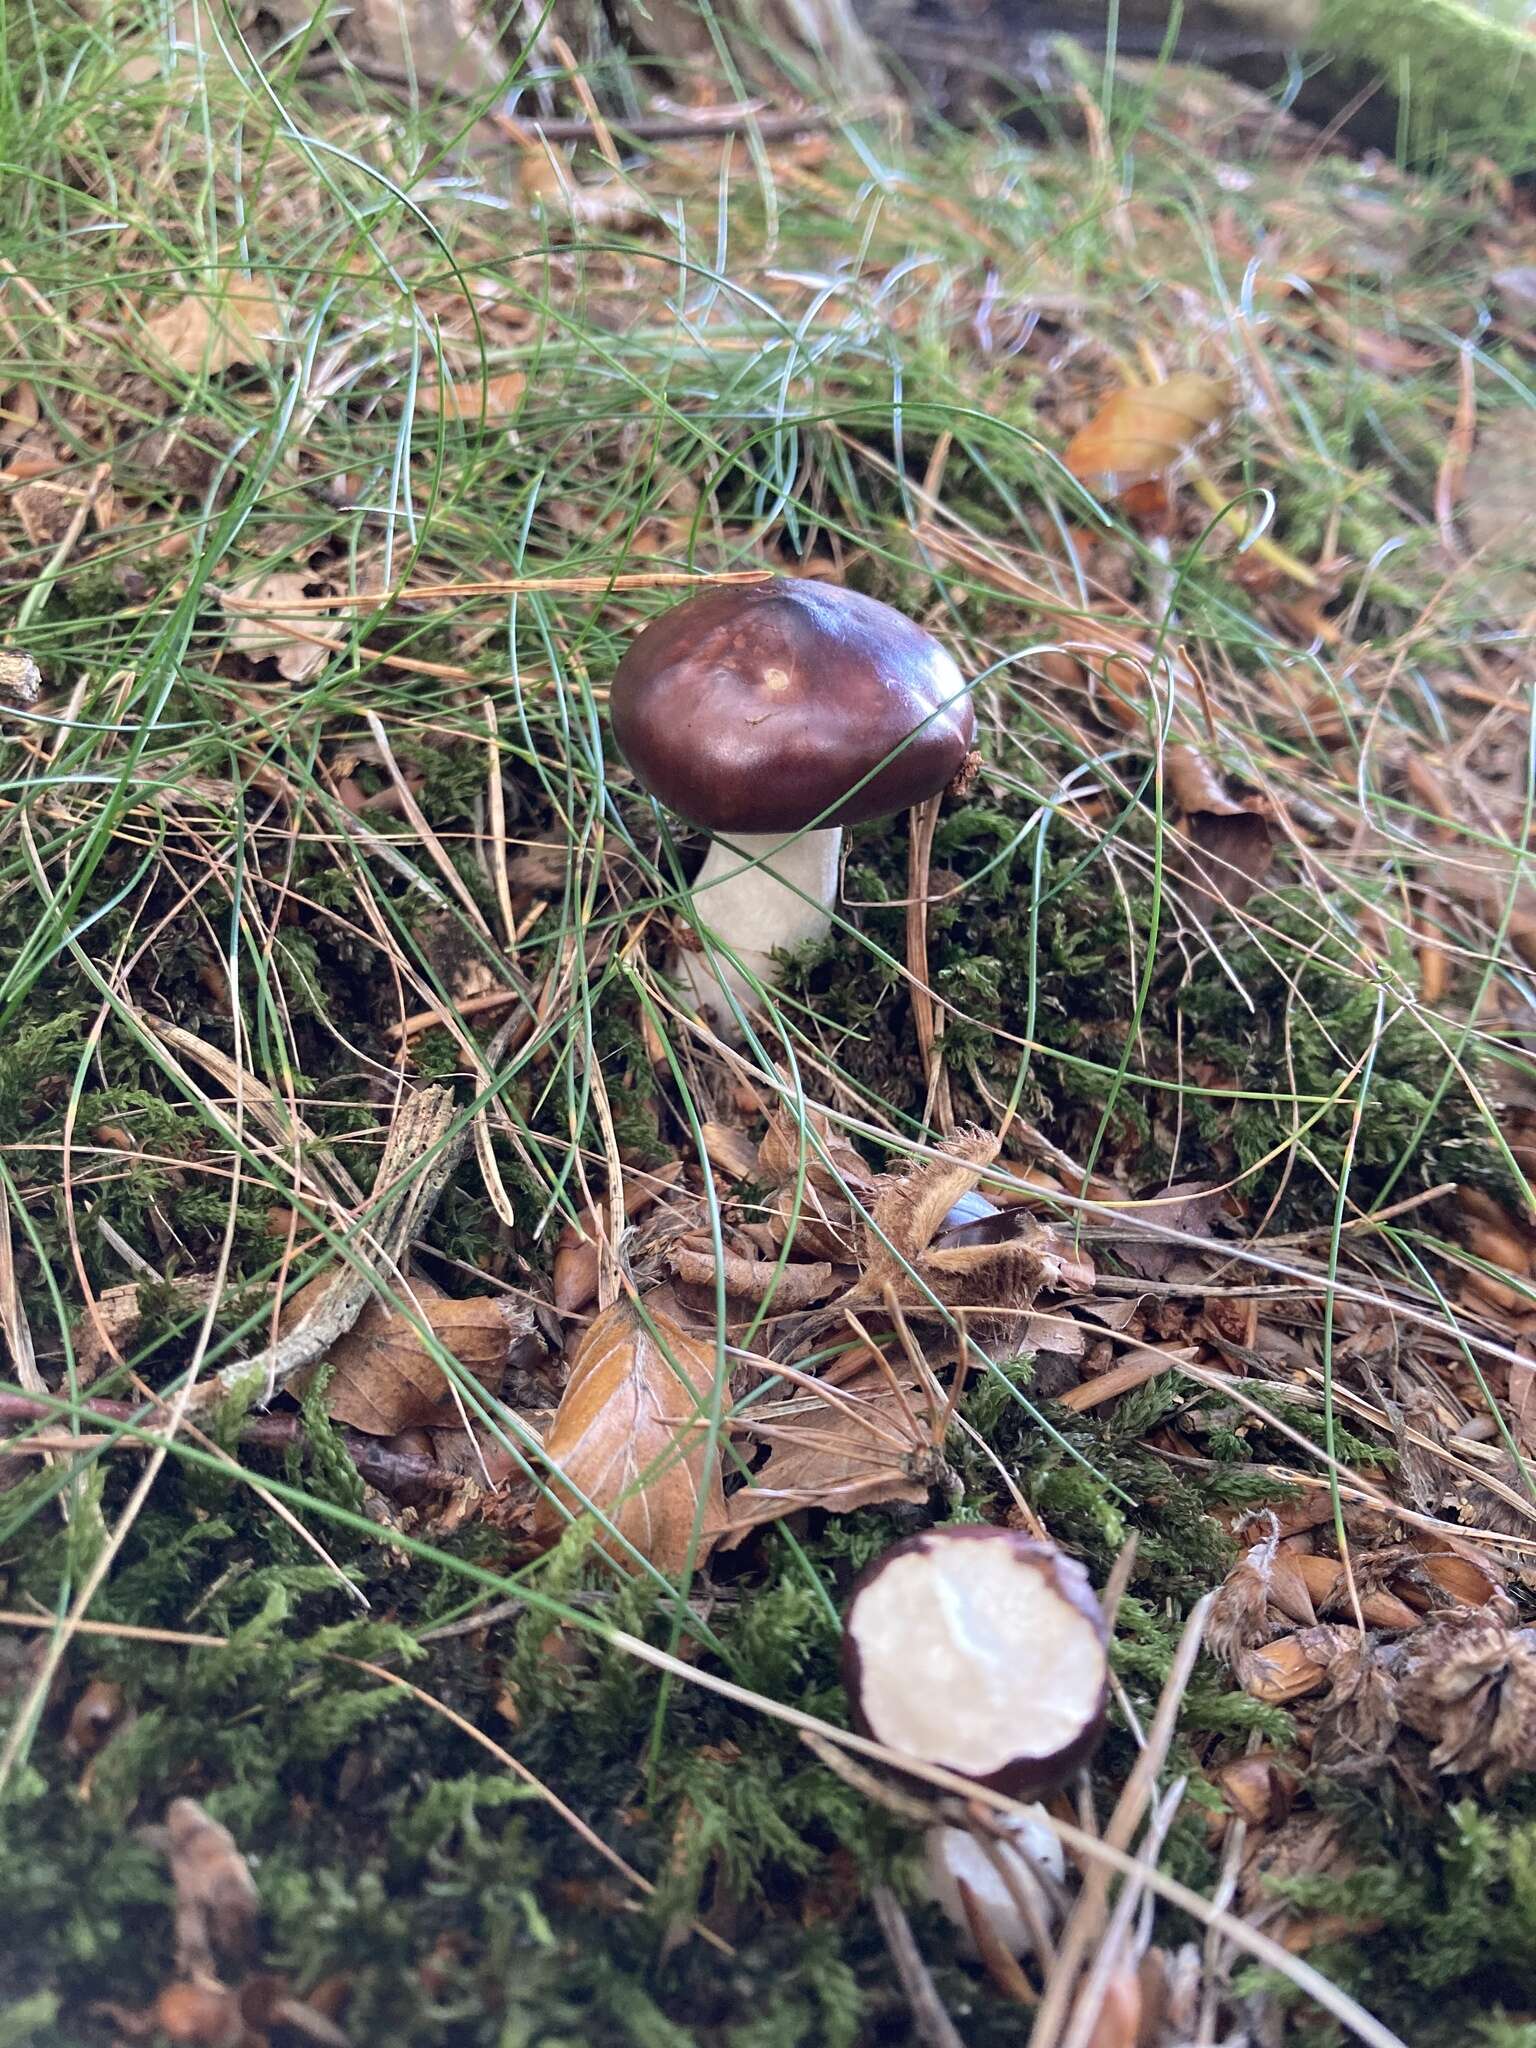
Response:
292,1283,534,1434
142,274,283,375
532,1295,725,1573
416,370,526,421
1064,374,1234,497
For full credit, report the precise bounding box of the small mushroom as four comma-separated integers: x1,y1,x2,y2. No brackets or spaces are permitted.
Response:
610,578,974,1030
923,1806,1065,1959
842,1527,1109,1797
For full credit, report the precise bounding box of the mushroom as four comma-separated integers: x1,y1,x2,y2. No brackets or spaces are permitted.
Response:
923,1805,1065,1959
610,578,974,1030
841,1527,1109,1798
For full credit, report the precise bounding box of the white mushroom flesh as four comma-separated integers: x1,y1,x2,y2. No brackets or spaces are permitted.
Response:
849,1541,1104,1778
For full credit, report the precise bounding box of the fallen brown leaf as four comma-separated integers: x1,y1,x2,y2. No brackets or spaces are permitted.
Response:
416,369,526,421
700,1120,762,1184
1461,406,1536,619
1064,374,1234,497
142,274,282,375
531,1293,726,1573
757,1106,873,1195
291,1282,541,1435
1165,744,1273,909
712,1363,933,1548
223,571,330,682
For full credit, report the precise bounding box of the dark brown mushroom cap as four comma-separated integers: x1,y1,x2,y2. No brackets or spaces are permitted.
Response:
609,578,975,835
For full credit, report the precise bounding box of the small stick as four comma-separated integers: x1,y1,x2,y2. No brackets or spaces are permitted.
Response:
495,105,859,146
0,1390,465,1496
204,1087,462,1404
871,1885,967,2048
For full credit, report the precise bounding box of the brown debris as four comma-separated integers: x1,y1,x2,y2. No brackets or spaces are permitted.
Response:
159,1797,261,1980
63,1678,128,1760
1392,1603,1536,1793
756,1106,872,1196
531,1293,727,1574
291,1283,543,1436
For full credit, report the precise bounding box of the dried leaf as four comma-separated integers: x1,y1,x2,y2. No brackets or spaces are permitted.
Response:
1462,408,1536,620
700,1120,761,1184
1429,847,1536,969
1165,744,1273,909
770,1178,861,1261
757,1106,873,1195
667,1242,835,1311
1510,1352,1536,1457
1064,374,1234,497
224,571,329,682
161,1796,260,1978
142,274,282,375
415,370,526,421
13,476,79,546
291,1282,539,1435
713,1364,933,1548
531,1294,726,1573
1107,1182,1226,1281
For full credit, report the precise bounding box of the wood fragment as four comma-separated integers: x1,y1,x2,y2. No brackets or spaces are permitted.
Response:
205,1088,462,1405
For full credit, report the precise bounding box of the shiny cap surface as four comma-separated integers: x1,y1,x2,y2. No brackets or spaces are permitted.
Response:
609,578,975,834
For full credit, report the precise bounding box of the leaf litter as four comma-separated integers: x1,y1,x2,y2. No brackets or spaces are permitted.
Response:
3,11,1536,2047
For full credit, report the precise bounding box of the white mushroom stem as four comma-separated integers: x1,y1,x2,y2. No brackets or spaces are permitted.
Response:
923,1809,1066,1960
672,828,842,1030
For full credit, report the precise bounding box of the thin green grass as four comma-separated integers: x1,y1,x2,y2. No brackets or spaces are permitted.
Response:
0,3,1534,2043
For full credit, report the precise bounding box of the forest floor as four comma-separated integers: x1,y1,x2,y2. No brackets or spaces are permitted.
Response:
2,12,1536,2047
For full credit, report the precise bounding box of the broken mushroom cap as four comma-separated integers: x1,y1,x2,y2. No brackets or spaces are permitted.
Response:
842,1528,1109,1798
609,578,975,835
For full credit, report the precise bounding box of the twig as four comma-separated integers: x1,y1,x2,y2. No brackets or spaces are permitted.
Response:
495,105,864,146
213,567,772,615
0,1390,465,1497
871,1885,967,2048
204,1087,461,1404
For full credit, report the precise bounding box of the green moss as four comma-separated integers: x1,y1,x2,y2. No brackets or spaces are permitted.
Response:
1242,1793,1536,2045
1312,0,1536,167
